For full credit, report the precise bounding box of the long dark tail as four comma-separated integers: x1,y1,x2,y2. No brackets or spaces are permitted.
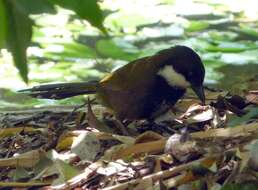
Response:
19,81,99,99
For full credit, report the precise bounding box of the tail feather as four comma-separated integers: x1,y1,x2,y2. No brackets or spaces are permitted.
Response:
19,81,98,99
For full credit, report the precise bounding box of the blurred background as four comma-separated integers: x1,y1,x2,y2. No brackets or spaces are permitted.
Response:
0,0,258,109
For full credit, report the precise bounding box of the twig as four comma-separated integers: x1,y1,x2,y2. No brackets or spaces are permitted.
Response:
103,155,219,190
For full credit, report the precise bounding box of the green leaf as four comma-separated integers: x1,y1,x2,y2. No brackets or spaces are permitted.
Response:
233,24,258,39
205,41,258,53
45,150,79,186
50,0,106,34
221,183,258,190
205,31,237,41
12,167,30,181
55,159,79,181
0,0,7,48
4,0,33,83
228,107,258,127
185,21,210,32
96,39,140,61
17,0,56,14
43,42,97,60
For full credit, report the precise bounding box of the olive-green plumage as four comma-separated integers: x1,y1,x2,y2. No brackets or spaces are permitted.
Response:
20,46,205,120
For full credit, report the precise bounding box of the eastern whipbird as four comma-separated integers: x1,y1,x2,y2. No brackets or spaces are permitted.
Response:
20,46,205,120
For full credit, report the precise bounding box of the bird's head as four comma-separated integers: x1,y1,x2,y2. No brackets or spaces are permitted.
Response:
157,45,205,103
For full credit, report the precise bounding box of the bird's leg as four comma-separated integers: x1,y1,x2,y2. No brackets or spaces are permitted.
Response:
102,114,134,136
150,102,171,119
112,119,130,136
139,102,179,134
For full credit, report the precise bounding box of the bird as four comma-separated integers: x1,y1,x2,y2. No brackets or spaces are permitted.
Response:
20,45,205,120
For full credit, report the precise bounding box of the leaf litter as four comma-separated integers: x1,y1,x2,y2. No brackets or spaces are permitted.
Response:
0,89,257,189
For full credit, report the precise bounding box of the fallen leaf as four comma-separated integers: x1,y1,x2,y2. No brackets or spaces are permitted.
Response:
111,140,166,160
186,106,215,124
11,166,31,181
71,132,100,161
112,134,135,145
228,107,258,127
0,149,43,168
135,131,164,144
97,160,127,176
0,127,45,138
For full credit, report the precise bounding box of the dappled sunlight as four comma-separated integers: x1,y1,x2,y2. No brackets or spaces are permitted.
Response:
0,1,258,189
0,0,258,107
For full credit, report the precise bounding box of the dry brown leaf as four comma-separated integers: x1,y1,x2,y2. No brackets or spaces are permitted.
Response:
132,177,153,190
162,173,185,189
103,155,219,190
185,106,215,124
58,160,104,190
246,91,258,104
174,99,200,114
56,136,76,151
0,181,50,188
135,131,164,144
97,160,128,176
0,149,43,168
87,99,109,131
191,122,258,139
56,130,134,151
0,127,45,138
165,134,200,162
160,154,174,165
111,140,166,160
205,90,228,102
104,144,130,161
112,134,135,145
175,90,227,112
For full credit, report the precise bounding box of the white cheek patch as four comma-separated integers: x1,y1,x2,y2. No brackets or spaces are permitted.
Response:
158,65,190,88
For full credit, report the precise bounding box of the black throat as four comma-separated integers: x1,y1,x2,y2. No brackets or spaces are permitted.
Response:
140,75,186,119
155,75,186,105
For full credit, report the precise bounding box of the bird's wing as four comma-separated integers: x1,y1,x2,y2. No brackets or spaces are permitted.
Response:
99,56,154,90
99,51,173,91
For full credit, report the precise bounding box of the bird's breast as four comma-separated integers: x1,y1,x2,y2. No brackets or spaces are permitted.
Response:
96,76,186,120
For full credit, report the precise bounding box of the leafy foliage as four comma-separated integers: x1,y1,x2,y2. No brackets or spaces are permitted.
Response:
50,0,106,33
43,42,97,60
0,0,6,48
228,107,258,127
0,1,258,189
96,39,140,61
18,0,56,14
4,0,33,83
0,0,105,82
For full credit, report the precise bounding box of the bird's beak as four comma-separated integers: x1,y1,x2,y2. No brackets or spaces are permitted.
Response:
191,85,205,104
